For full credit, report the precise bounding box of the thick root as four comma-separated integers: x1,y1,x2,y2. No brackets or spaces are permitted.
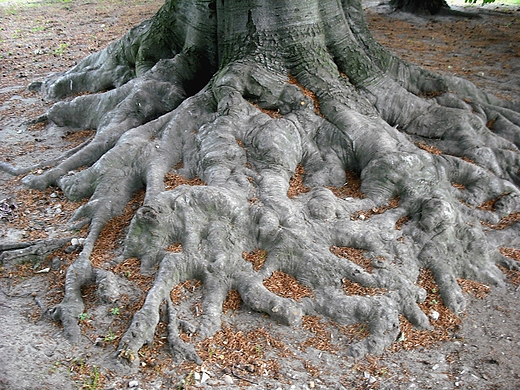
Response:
34,0,217,100
0,237,71,268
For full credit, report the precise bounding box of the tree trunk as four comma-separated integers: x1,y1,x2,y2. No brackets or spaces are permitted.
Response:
390,0,450,15
3,0,520,365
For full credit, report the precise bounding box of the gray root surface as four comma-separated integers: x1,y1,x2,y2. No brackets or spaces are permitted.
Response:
4,0,520,365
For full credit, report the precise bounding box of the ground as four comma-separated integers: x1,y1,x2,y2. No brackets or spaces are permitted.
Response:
1,0,520,389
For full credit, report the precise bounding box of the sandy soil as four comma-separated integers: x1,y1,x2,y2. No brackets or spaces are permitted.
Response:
1,1,519,389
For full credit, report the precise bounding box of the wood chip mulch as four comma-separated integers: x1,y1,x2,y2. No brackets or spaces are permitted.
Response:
327,170,366,199
170,279,202,304
164,172,205,190
498,265,520,286
196,325,287,380
498,247,520,285
165,242,182,252
287,164,310,198
481,211,520,230
392,269,461,352
395,215,410,230
300,315,338,353
263,271,314,301
61,129,95,149
288,75,322,116
90,190,145,268
451,182,466,190
367,10,519,102
41,246,80,307
131,321,175,372
79,282,98,315
222,289,242,314
352,354,390,379
339,322,370,343
112,257,153,295
0,141,49,164
331,246,389,295
486,116,498,130
461,156,476,165
330,245,372,271
499,247,520,261
242,248,267,271
477,193,510,211
457,278,490,299
303,360,320,378
416,142,443,155
5,186,86,241
351,197,400,221
342,279,387,297
248,101,283,118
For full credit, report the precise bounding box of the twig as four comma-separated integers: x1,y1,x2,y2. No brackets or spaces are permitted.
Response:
231,367,258,385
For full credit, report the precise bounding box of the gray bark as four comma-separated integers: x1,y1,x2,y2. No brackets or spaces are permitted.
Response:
2,0,520,365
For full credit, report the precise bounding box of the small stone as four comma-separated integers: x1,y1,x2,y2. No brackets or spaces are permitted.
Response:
222,375,233,385
194,372,201,381
78,238,86,245
430,310,440,321
369,377,377,384
64,246,76,254
309,381,315,388
51,257,62,270
94,337,105,347
71,238,79,246
50,192,58,198
201,372,210,383
128,380,139,388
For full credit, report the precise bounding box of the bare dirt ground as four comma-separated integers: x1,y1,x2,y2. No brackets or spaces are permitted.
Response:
0,1,519,389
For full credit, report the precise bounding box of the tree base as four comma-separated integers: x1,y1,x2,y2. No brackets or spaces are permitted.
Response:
1,0,519,366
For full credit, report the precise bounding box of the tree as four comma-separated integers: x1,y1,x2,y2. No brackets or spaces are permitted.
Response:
1,0,519,365
390,0,451,15
389,0,494,15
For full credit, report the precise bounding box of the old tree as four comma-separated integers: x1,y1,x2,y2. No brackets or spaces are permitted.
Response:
3,0,520,365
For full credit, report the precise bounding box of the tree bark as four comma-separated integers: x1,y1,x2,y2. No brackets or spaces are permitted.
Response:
2,0,520,366
390,0,450,15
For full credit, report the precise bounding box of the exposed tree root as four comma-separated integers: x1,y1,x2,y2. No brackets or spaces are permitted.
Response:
3,0,520,368
0,237,72,267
